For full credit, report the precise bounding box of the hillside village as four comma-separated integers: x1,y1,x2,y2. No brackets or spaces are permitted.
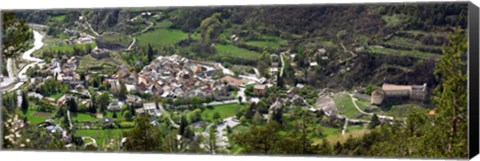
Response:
1,30,429,150
1,4,468,157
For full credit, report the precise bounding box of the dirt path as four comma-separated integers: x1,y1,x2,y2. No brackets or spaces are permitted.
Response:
83,16,100,37
342,118,349,135
159,105,180,128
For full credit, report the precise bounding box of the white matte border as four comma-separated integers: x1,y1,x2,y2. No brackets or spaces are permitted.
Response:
0,0,470,10
0,0,479,161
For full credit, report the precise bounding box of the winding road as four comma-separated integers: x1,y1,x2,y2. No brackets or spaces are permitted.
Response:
1,30,45,92
83,16,100,37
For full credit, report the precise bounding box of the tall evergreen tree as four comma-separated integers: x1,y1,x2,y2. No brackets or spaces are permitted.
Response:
252,110,263,124
118,80,128,101
88,102,97,114
207,125,217,154
147,43,154,62
97,92,110,114
21,91,29,114
2,12,32,59
429,27,468,157
123,115,162,151
179,116,188,136
369,114,381,129
67,98,77,113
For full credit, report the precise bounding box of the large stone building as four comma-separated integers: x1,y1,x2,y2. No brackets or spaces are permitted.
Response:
91,48,110,59
370,83,427,105
370,90,385,105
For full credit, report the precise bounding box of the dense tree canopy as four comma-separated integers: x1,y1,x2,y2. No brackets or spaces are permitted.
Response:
2,12,33,58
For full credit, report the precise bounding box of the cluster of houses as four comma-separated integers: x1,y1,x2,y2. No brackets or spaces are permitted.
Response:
62,28,95,45
31,56,91,97
136,54,235,100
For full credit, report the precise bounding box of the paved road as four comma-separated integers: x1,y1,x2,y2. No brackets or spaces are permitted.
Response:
7,58,14,78
126,37,136,51
216,63,234,76
215,117,240,147
1,30,45,92
279,51,286,77
253,68,260,77
126,20,154,51
237,87,247,103
200,117,240,150
123,13,157,51
238,74,260,84
82,136,98,147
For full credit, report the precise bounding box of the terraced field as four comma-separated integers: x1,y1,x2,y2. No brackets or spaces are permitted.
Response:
367,45,441,60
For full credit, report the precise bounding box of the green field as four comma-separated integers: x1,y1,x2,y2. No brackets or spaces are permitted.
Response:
214,44,260,61
346,125,365,132
75,129,129,145
322,126,341,136
312,125,369,145
355,99,385,114
333,93,362,119
24,110,54,125
49,93,64,100
104,111,126,121
245,41,283,48
195,103,247,122
245,34,287,48
73,113,98,122
154,20,173,29
136,29,189,47
385,103,429,118
323,129,370,145
119,121,134,127
44,43,97,53
310,126,341,144
384,36,442,53
231,123,250,135
51,15,66,22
